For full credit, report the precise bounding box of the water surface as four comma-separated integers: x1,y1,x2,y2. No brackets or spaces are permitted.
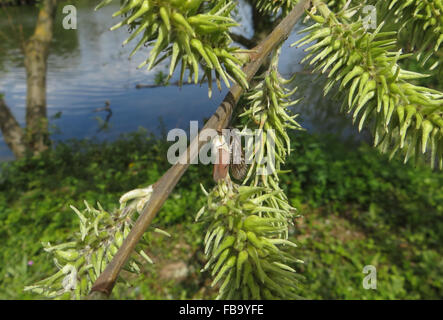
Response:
0,2,365,161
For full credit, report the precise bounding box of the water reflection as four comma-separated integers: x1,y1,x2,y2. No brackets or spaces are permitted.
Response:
0,2,367,161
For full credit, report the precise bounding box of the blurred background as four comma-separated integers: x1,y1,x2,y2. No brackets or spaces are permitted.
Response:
0,0,442,299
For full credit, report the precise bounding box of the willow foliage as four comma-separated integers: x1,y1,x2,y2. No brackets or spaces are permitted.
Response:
25,0,443,300
95,0,249,96
252,0,298,15
388,0,443,68
196,47,304,299
197,181,302,299
294,3,443,168
24,187,170,299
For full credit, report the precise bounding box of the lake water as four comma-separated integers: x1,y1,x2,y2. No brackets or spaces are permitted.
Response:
0,1,366,161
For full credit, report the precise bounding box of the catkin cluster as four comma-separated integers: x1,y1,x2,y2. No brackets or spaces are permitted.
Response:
235,48,302,239
294,7,443,168
388,0,443,68
25,187,169,299
325,0,348,11
252,0,298,15
197,48,304,299
196,181,303,299
240,47,302,189
95,0,248,96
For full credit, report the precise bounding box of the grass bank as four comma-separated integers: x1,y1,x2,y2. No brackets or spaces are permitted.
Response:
0,130,441,299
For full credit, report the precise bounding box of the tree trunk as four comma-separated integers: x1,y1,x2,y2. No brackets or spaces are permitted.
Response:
0,97,26,158
23,0,57,155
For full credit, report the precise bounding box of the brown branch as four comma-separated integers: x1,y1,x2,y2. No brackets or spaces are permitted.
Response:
89,0,311,298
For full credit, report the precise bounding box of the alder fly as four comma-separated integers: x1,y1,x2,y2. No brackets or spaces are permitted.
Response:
213,129,248,183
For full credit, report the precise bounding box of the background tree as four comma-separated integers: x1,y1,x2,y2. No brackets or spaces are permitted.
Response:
0,0,57,158
23,0,442,300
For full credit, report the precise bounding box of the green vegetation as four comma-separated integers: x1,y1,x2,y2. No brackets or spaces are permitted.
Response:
0,129,441,299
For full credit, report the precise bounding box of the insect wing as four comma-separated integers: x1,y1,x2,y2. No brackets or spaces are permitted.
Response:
213,147,230,182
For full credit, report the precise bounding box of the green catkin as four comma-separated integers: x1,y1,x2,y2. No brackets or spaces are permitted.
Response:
197,180,302,299
95,0,248,94
25,187,168,299
295,5,443,168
